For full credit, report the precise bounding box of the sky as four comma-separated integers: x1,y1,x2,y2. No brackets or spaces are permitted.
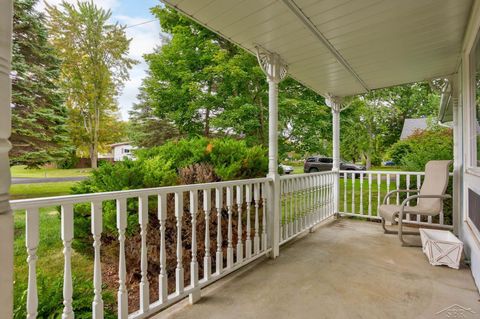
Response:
36,0,165,120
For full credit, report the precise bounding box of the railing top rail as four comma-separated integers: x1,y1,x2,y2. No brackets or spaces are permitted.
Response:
339,170,426,175
280,171,334,180
10,177,272,210
339,170,453,177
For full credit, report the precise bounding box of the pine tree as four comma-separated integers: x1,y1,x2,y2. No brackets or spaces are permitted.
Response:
10,0,70,168
128,91,181,148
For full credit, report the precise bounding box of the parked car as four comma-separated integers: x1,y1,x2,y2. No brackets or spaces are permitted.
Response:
383,160,396,166
303,156,366,173
279,164,294,174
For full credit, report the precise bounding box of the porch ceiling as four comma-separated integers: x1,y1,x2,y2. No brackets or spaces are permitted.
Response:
162,0,473,97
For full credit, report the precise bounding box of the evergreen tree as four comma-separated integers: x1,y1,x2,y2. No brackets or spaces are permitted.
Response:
128,91,181,148
10,0,69,168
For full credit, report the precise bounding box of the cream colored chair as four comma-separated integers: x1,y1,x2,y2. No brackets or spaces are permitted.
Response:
379,160,452,246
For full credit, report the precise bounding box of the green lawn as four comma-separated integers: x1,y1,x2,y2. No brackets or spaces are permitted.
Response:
9,181,77,200
10,165,92,178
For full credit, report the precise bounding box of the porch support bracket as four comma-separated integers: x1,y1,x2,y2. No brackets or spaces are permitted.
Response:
256,46,288,259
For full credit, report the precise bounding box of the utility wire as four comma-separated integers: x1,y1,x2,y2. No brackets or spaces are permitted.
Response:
125,19,157,29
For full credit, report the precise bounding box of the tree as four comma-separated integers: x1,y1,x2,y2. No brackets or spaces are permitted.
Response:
138,7,329,158
340,83,440,168
46,1,135,168
128,91,181,148
10,0,70,168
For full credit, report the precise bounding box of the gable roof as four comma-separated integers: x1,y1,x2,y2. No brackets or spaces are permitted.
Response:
400,118,428,140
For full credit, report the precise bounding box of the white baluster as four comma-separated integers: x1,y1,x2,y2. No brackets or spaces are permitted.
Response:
245,184,252,259
351,173,355,215
343,172,347,214
215,187,223,274
368,173,372,216
261,182,268,250
203,189,212,280
91,202,104,319
61,204,74,319
158,194,168,303
417,175,422,223
116,198,128,319
406,174,411,220
236,185,244,263
174,192,184,295
189,190,200,303
226,186,234,268
289,179,294,235
359,173,364,215
253,184,260,254
396,174,400,205
386,173,391,204
26,208,39,319
377,173,381,216
138,195,149,313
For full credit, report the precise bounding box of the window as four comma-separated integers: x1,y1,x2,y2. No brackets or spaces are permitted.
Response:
319,158,333,163
123,148,130,154
306,158,317,162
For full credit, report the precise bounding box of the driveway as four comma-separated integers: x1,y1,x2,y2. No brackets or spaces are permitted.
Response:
11,176,88,184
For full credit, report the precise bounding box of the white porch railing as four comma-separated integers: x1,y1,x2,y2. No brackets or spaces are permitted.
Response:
279,171,336,244
11,178,273,319
339,170,453,229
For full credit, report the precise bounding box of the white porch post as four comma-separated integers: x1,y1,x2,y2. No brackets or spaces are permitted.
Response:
0,0,13,317
326,96,343,216
451,78,463,235
256,47,287,258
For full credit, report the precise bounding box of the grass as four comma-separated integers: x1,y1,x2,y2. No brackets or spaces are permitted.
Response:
10,165,92,178
9,181,77,200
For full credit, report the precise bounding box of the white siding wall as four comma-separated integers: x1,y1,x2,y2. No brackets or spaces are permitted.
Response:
459,0,480,292
113,144,135,161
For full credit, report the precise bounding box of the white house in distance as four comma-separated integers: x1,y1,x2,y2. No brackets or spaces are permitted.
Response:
110,142,136,161
400,118,429,140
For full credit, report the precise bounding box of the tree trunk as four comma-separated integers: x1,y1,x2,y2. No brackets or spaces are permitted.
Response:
90,143,98,168
365,154,372,170
204,108,210,137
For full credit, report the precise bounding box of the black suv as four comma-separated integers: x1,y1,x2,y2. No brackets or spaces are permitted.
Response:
304,156,366,173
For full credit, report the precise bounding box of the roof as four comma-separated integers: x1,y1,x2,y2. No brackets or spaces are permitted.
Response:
162,0,473,98
110,142,133,147
400,118,428,140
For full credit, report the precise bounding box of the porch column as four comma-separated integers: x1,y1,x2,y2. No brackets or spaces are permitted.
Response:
326,96,343,216
451,78,462,236
0,0,13,317
256,47,287,258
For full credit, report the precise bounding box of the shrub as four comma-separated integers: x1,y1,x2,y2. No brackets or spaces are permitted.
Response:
71,137,268,251
386,127,453,171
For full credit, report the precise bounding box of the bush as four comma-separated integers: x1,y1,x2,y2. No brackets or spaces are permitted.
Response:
386,127,453,171
71,137,268,251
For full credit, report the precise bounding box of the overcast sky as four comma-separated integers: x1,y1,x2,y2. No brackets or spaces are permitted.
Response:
36,0,164,120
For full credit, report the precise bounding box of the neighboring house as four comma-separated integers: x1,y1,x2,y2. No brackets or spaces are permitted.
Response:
111,142,136,161
400,118,428,140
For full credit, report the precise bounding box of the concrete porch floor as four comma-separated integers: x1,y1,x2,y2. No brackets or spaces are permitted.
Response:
157,219,480,319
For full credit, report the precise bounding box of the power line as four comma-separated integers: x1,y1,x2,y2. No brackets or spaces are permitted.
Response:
125,19,157,29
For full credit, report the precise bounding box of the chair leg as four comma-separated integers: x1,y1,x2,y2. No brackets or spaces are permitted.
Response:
381,217,398,234
398,214,422,247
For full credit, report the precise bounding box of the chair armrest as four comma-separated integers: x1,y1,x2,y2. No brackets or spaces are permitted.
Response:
382,189,419,205
399,194,452,214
